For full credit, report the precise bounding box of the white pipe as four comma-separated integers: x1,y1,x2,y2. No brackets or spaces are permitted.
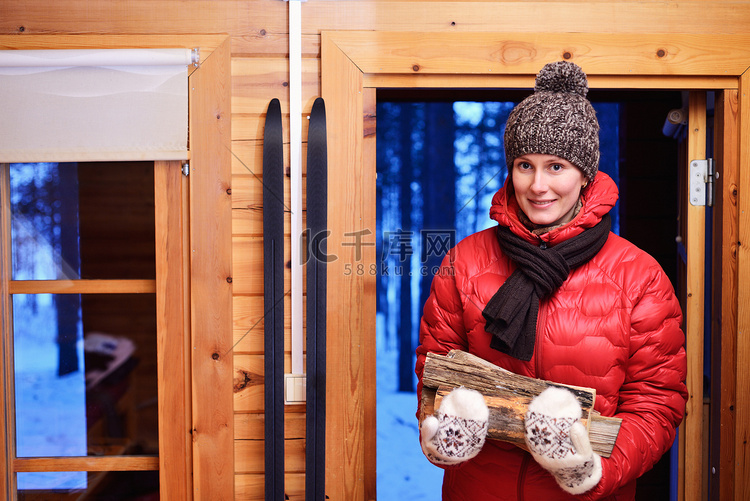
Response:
288,0,304,376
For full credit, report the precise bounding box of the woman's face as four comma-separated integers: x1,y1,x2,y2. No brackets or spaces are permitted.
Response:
511,153,587,227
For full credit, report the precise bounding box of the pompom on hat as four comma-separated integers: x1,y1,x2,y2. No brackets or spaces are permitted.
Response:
504,61,600,181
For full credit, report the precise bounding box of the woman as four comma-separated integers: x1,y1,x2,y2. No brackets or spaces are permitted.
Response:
415,61,688,500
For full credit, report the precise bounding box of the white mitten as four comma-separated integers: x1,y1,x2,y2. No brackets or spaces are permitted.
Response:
420,387,489,465
524,387,602,495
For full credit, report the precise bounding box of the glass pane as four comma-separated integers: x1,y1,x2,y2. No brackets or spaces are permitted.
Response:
10,161,155,280
13,293,159,460
17,470,159,499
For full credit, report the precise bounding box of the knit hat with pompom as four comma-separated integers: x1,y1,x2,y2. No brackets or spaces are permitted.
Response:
504,61,600,181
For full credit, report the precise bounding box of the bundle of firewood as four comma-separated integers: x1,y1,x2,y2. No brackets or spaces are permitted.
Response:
420,350,622,458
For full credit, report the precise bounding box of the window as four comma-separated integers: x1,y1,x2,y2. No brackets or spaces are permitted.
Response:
1,160,185,499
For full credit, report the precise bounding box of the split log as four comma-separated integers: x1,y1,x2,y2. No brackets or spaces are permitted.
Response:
420,350,621,458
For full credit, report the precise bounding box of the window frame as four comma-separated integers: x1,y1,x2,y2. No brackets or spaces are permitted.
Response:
0,35,233,501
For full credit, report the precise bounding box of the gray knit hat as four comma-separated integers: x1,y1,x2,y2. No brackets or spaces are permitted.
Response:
504,61,600,181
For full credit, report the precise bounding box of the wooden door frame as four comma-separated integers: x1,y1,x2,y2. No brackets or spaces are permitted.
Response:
0,34,233,500
321,31,750,501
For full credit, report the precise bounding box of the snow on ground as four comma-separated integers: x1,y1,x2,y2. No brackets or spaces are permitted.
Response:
377,315,443,500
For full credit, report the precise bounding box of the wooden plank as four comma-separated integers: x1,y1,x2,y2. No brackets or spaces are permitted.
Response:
233,114,313,143
230,141,306,177
234,438,305,474
232,33,320,59
0,33,223,58
321,33,369,501
235,472,305,501
233,354,265,412
154,160,192,500
233,353,300,412
231,173,308,237
683,91,707,501
4,1,750,36
14,456,159,472
231,141,269,176
8,279,156,294
713,89,739,501
0,0,286,35
329,32,750,76
735,70,750,501
0,165,15,498
188,36,234,501
234,412,306,441
233,295,306,354
232,236,293,295
366,73,738,90
362,86,378,501
231,58,320,115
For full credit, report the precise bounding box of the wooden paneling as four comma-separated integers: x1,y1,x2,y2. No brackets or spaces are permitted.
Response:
232,33,320,59
331,32,750,76
684,91,707,501
0,34,222,62
0,166,16,498
320,33,367,501
233,354,265,412
14,456,159,472
3,1,750,35
234,412,306,440
713,89,739,501
230,141,308,177
188,37,234,500
232,58,320,115
154,161,192,500
233,295,306,354
8,279,156,294
232,236,301,295
3,2,750,499
735,70,750,501
235,438,305,473
235,472,304,501
233,114,313,143
231,173,308,236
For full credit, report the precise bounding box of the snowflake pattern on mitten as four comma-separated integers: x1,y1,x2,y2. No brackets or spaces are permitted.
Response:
420,387,489,465
431,412,488,460
525,410,577,459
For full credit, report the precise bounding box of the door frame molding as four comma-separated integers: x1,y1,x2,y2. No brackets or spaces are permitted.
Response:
321,30,750,501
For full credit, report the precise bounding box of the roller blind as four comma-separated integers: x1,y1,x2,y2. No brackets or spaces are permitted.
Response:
0,48,196,163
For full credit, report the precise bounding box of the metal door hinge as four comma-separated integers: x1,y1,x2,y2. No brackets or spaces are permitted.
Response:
181,162,190,177
689,159,716,207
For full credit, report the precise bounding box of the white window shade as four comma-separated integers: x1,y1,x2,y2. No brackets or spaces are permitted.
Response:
0,48,196,163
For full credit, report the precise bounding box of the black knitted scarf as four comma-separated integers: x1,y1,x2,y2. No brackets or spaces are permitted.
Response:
482,213,611,361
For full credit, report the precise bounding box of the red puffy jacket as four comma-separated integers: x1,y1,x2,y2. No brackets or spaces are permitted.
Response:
416,172,688,500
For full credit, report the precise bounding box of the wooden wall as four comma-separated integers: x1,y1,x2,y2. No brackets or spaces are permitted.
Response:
3,2,750,500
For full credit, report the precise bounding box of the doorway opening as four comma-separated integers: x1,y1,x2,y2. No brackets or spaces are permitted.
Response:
374,88,684,500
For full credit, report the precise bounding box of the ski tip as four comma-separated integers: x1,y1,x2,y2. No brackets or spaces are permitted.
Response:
312,96,325,114
267,98,281,114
